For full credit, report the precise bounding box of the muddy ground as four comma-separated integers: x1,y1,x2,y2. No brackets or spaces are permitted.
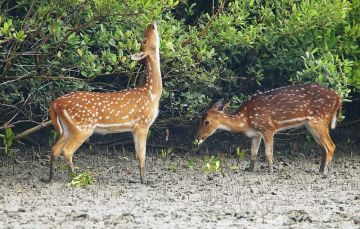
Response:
1,142,360,228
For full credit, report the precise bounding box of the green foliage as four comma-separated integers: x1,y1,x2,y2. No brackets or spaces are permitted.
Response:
0,0,179,131
291,51,352,99
0,0,359,138
68,171,95,188
201,155,222,173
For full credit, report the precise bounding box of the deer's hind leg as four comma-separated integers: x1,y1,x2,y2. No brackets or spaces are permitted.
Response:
61,129,93,176
48,133,69,182
306,121,335,175
247,136,262,172
263,132,274,174
48,117,71,182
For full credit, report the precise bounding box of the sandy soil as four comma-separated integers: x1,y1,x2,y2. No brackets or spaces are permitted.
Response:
1,145,360,228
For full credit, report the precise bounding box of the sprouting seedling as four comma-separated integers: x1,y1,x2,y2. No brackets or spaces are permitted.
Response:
68,171,95,188
187,157,196,170
235,147,246,159
160,148,173,159
201,156,221,173
193,139,202,148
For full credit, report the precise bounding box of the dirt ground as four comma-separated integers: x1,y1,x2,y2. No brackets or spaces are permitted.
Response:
1,143,360,228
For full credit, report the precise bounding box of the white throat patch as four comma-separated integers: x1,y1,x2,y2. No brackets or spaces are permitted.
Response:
218,124,231,131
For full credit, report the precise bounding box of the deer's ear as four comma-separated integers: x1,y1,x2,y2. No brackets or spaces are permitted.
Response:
212,100,225,111
131,52,148,60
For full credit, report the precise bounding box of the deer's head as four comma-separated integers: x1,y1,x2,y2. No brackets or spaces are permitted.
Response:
131,22,160,61
197,100,229,144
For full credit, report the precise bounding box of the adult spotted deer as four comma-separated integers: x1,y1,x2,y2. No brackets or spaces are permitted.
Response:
47,22,161,183
197,83,342,175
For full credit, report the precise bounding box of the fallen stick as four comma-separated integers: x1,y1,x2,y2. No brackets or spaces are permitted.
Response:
14,120,52,140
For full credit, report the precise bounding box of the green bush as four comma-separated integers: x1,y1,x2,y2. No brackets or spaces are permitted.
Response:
291,51,352,99
0,0,359,141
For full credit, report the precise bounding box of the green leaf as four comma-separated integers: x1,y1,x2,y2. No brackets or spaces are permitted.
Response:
106,65,113,72
80,70,88,77
129,60,137,69
76,48,83,57
118,49,123,58
57,51,62,58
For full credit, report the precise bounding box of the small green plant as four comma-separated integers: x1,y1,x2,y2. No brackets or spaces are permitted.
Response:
3,128,15,158
201,156,222,173
68,171,94,188
160,148,173,159
235,147,246,160
193,139,202,148
187,157,196,170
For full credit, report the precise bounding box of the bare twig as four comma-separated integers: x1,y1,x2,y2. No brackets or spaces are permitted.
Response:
338,119,360,128
2,1,26,13
3,91,33,127
0,75,87,84
0,72,32,86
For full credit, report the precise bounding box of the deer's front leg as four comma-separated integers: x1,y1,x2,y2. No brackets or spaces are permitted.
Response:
133,128,149,184
263,133,274,174
248,136,262,172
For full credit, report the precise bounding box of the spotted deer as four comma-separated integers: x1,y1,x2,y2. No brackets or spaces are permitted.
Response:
47,22,161,183
197,83,342,175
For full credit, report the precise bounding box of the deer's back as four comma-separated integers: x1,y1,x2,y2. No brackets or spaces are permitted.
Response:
238,83,341,130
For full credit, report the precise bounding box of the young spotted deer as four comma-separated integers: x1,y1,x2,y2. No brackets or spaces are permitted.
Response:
47,22,161,184
197,83,342,175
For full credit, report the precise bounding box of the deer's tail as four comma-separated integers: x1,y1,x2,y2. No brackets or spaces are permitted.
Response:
49,101,63,135
331,99,342,130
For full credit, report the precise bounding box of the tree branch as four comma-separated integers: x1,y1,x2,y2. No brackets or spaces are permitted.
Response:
0,74,88,85
14,120,52,141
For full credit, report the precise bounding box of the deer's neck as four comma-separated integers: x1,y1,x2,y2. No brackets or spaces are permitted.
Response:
144,52,162,99
218,112,249,133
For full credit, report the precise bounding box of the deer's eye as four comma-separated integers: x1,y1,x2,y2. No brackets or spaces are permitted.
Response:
142,38,147,44
204,120,210,126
